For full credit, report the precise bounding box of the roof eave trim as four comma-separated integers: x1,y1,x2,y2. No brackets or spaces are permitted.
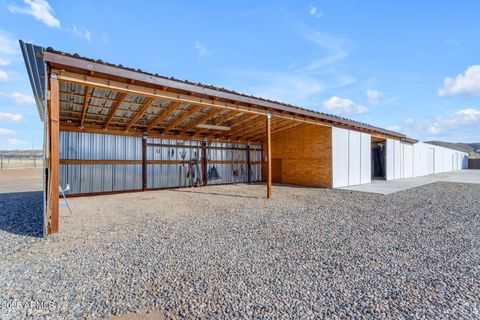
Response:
43,51,407,139
19,40,46,122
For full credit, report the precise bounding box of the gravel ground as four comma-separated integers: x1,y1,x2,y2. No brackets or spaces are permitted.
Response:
0,173,479,319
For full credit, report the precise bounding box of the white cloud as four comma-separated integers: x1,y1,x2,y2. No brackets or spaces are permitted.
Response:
385,125,400,132
323,96,368,114
195,41,210,58
67,25,91,41
0,70,9,81
0,91,35,105
366,89,383,104
0,32,18,55
9,0,60,28
0,58,10,66
309,6,323,18
403,108,480,141
7,138,27,146
299,29,350,71
225,29,354,107
439,65,480,96
0,112,23,122
101,33,110,45
444,38,460,46
0,128,15,135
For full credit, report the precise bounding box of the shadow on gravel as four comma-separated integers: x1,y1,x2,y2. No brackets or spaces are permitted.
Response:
170,189,263,199
0,191,43,237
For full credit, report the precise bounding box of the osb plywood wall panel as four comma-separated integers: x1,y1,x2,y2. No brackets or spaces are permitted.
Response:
263,124,332,188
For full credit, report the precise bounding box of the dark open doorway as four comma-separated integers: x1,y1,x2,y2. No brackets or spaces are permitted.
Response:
372,137,386,180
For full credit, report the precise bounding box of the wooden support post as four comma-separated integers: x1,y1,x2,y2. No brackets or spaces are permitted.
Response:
246,144,252,184
266,113,272,199
142,137,147,191
49,74,60,234
201,142,208,186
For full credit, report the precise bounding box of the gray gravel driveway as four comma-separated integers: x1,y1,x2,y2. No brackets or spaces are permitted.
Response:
0,180,479,319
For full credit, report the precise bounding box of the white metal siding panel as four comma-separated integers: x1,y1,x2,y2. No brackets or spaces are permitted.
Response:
403,143,414,178
348,131,361,186
386,139,394,180
332,127,350,188
393,140,402,179
360,133,371,184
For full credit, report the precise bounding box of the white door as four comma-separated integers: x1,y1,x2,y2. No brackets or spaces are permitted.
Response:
428,148,435,174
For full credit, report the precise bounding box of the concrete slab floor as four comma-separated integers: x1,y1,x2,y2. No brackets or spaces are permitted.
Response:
337,169,480,195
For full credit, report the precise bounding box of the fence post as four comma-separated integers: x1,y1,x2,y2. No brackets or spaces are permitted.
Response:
1,155,3,170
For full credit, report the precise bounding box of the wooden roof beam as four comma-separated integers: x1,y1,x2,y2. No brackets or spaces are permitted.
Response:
125,97,155,131
80,85,92,127
238,119,290,140
162,105,203,134
224,116,261,138
55,71,335,129
178,108,223,134
145,101,183,133
207,113,258,138
104,92,128,129
195,111,242,135
249,122,305,140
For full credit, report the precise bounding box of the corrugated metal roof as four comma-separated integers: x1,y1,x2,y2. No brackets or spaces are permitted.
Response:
20,41,417,142
19,40,46,121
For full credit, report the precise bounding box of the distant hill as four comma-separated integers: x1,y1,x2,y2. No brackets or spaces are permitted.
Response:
425,141,480,158
0,149,42,157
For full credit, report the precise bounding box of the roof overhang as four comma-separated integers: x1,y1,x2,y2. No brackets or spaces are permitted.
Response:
20,41,418,144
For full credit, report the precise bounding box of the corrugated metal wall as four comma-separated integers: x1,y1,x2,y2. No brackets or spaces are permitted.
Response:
60,131,262,195
206,142,262,185
60,132,142,194
146,138,262,188
412,142,468,177
387,140,468,179
332,127,371,188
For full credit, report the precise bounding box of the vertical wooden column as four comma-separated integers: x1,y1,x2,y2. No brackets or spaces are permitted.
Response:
49,74,60,234
201,142,208,186
246,144,252,184
142,136,147,191
266,113,272,198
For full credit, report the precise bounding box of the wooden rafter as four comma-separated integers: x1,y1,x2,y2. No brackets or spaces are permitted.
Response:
240,118,286,137
178,108,223,134
104,92,127,129
229,119,268,140
55,72,336,130
60,122,256,144
224,116,260,137
80,85,91,127
125,97,155,131
195,111,241,135
162,105,203,133
235,119,288,140
207,113,258,138
146,101,183,132
249,121,304,141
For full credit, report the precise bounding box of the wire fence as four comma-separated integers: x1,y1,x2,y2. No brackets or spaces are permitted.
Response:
0,155,43,170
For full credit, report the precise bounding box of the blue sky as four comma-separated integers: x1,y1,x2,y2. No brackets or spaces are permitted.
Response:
1,0,480,150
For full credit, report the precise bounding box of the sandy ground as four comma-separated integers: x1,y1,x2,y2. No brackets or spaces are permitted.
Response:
0,168,42,193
